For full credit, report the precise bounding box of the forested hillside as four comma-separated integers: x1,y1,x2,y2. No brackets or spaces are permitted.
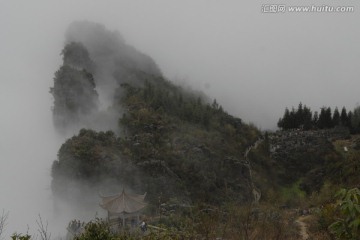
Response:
47,22,360,240
50,22,261,212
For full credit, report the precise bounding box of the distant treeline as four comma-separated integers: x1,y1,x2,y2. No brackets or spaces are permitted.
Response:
278,103,360,133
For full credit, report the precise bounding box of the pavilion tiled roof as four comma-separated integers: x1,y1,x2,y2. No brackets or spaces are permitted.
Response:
100,189,147,214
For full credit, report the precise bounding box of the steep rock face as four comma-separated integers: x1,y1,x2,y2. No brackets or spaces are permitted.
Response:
50,65,98,129
61,42,95,73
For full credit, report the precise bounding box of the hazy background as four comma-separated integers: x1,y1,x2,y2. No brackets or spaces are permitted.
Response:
0,0,359,237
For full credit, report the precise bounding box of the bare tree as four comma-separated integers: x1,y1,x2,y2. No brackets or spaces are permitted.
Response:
36,215,51,240
0,209,9,240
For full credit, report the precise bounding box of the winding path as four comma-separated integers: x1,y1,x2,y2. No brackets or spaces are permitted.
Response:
244,138,263,204
295,216,309,240
246,137,311,239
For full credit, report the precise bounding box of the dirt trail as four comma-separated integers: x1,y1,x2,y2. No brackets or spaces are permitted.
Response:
244,138,263,204
295,216,310,240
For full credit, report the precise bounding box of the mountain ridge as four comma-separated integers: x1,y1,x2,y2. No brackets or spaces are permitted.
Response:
50,22,261,213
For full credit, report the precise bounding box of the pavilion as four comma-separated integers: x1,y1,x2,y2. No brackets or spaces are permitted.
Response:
100,189,147,228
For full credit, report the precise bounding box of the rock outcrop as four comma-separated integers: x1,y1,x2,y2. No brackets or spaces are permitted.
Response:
268,127,349,192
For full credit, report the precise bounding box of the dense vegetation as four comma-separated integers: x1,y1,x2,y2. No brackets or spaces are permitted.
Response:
52,74,261,207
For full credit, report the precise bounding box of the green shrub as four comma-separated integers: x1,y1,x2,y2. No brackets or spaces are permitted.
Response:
74,219,115,240
329,188,360,239
11,234,31,240
279,180,306,207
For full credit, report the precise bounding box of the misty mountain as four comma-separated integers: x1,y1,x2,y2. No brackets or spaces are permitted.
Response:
51,21,162,134
50,22,262,212
65,21,161,106
2,0,360,237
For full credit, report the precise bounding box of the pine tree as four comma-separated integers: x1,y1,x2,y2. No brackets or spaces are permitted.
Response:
317,107,327,129
340,107,348,126
283,108,290,129
347,111,353,130
303,105,313,130
313,111,319,127
351,106,360,133
332,107,340,127
289,107,297,129
325,107,333,128
296,102,304,128
277,108,290,129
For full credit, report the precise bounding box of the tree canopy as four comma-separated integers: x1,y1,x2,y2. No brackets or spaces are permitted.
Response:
278,103,355,131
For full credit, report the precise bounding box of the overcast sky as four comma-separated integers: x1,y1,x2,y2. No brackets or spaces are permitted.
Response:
0,0,359,236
